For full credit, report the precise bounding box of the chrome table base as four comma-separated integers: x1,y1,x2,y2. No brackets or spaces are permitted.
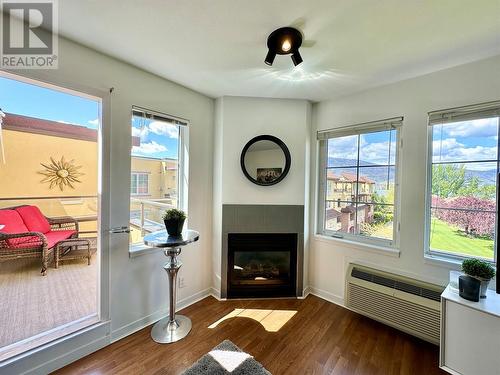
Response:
151,314,192,344
151,247,192,344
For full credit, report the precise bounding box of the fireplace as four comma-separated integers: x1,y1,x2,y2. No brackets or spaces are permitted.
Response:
227,233,297,298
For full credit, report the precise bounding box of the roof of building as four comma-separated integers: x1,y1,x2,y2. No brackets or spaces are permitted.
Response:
341,203,368,213
340,205,356,213
3,112,140,146
132,155,178,162
327,170,375,184
326,208,342,220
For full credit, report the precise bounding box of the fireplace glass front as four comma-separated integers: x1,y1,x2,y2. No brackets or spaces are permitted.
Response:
228,233,297,298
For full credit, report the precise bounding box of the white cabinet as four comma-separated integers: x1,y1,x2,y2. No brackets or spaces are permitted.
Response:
441,286,500,375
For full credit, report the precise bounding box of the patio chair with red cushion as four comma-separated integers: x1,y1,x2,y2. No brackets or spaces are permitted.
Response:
0,205,79,275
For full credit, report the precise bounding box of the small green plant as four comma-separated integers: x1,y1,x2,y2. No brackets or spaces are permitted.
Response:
462,258,496,280
162,208,187,221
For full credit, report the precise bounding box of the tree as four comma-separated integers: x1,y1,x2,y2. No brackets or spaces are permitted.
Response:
434,196,495,237
432,164,466,198
432,164,496,200
475,184,497,200
371,185,394,224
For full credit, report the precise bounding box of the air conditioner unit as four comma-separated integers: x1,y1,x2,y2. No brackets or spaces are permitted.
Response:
345,263,445,344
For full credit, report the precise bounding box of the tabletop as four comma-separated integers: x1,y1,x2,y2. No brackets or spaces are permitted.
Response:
143,229,199,248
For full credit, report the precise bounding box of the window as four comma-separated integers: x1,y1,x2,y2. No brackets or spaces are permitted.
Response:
129,107,188,245
317,117,402,247
426,101,500,262
131,172,149,195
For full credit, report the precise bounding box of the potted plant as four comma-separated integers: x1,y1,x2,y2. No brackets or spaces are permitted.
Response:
162,208,187,237
461,258,496,299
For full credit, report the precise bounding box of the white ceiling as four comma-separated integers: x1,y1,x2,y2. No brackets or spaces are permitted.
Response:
58,0,500,101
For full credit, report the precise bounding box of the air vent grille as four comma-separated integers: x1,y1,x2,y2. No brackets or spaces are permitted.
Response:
421,288,443,301
347,283,440,344
351,268,371,281
351,267,442,302
346,264,444,344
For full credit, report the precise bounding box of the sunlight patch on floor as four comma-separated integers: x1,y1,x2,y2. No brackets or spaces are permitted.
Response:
208,308,297,332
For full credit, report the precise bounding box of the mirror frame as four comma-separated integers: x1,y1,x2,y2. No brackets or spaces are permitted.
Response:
240,134,291,186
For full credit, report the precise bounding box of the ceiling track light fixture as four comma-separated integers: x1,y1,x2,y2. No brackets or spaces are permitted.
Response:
265,27,303,67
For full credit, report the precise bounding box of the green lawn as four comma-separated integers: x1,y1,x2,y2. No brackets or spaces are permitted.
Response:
429,218,494,260
363,221,393,240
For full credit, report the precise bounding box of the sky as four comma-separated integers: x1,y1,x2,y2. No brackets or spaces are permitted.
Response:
328,130,396,167
432,117,499,170
0,75,178,160
131,116,179,159
328,118,500,171
0,76,99,128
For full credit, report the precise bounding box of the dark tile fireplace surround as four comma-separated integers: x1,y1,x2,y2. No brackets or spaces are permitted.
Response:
221,204,304,299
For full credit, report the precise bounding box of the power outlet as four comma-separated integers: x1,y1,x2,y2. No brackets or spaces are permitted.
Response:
178,276,186,289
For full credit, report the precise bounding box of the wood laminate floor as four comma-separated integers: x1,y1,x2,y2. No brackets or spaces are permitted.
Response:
54,295,446,375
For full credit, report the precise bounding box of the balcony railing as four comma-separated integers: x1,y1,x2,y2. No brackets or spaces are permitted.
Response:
0,196,176,242
130,197,175,237
0,195,98,236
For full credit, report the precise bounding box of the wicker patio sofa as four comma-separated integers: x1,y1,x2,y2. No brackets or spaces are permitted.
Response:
0,205,79,275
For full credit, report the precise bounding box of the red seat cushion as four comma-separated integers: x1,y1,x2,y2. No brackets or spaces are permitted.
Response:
0,209,29,234
15,206,51,234
45,230,77,249
5,235,44,249
0,209,39,247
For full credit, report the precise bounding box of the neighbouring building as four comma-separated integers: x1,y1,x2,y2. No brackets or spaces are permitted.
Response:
325,171,375,233
0,113,178,237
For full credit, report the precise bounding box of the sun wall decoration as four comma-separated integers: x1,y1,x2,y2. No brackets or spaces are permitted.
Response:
38,156,84,191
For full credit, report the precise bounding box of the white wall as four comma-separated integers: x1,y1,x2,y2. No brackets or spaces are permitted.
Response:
212,96,311,293
218,96,311,205
2,33,214,373
309,54,500,304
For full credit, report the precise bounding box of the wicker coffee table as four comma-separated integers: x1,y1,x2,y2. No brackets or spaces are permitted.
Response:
55,238,94,268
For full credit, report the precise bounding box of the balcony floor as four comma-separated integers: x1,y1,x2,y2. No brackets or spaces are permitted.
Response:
0,249,98,361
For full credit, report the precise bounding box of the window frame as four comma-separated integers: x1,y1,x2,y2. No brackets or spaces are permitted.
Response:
128,106,190,252
130,106,189,212
130,172,150,196
316,117,403,248
424,102,500,263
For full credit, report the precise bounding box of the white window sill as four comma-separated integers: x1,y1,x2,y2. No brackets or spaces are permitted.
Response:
313,234,400,258
129,243,162,258
423,254,466,269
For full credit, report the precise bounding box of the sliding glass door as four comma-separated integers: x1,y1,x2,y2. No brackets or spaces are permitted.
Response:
0,72,107,361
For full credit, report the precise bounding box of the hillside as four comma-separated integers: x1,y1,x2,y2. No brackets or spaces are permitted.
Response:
328,158,497,186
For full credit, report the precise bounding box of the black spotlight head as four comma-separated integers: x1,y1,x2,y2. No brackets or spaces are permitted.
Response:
265,50,276,66
265,26,303,67
291,50,303,66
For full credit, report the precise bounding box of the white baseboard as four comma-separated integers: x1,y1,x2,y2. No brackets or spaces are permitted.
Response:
308,286,345,307
1,322,110,375
209,287,223,300
110,287,212,343
6,287,214,375
298,286,311,299
25,336,109,375
4,285,346,375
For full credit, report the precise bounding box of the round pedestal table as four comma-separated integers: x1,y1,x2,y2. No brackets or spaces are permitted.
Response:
144,229,199,343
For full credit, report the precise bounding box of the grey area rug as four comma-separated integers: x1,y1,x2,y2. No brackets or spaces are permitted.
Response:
182,340,271,375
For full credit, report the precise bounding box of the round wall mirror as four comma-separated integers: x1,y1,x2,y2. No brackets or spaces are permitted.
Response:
240,135,291,186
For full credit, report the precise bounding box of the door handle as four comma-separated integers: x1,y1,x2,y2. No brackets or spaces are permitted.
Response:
109,226,131,234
